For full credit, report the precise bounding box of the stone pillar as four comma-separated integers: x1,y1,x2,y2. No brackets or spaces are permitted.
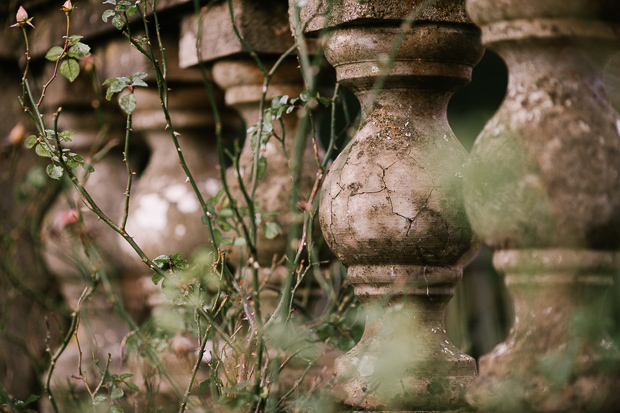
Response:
463,1,620,412
180,0,317,269
303,0,484,410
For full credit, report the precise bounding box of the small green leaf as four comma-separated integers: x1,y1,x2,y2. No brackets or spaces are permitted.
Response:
103,0,117,5
82,162,95,173
46,164,64,180
112,15,124,30
22,394,40,406
120,373,133,380
60,59,80,82
131,72,148,80
124,381,139,392
152,272,164,285
263,221,281,240
216,217,231,232
211,229,222,246
66,158,80,168
286,106,295,114
93,394,108,405
59,130,77,141
35,144,53,158
233,237,246,247
299,90,310,102
107,404,124,413
257,157,267,180
221,237,233,245
126,5,138,16
119,93,137,114
102,9,116,22
219,208,235,218
111,388,124,400
45,46,64,61
198,379,212,392
24,135,38,149
318,96,332,107
68,42,91,59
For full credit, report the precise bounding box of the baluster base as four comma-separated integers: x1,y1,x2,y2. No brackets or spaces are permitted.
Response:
334,265,477,412
467,249,620,413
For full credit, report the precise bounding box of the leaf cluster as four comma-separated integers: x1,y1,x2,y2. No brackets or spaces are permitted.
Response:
45,35,91,82
24,130,93,180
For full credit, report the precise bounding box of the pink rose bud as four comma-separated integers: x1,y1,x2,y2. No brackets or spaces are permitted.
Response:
62,1,73,12
16,6,28,22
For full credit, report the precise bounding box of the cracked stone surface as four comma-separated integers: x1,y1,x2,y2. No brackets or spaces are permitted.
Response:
463,0,620,411
315,6,483,410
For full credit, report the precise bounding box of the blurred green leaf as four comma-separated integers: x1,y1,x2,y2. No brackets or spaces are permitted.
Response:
46,165,63,180
263,221,281,240
107,404,124,413
119,94,137,114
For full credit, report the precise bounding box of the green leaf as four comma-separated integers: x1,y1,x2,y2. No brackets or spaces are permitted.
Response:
24,135,38,149
60,59,80,82
219,208,235,218
111,388,124,399
131,72,148,80
22,395,40,406
35,144,53,158
112,15,124,30
120,373,133,380
152,272,164,285
198,379,212,392
233,237,246,247
45,46,64,62
107,404,124,413
124,381,139,392
66,158,80,168
93,394,108,405
126,5,138,17
318,96,332,107
82,162,95,173
103,0,117,5
59,130,77,141
286,105,295,114
216,217,231,232
212,229,222,246
257,157,267,180
68,42,91,59
102,9,116,22
221,237,233,245
299,90,310,102
119,94,137,114
263,221,281,240
46,164,64,180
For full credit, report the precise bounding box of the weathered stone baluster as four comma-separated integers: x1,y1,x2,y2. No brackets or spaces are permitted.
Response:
463,1,620,411
180,0,316,270
39,68,134,411
301,0,484,410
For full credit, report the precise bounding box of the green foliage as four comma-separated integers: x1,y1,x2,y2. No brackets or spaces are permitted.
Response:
103,72,147,114
44,35,91,82
24,129,92,179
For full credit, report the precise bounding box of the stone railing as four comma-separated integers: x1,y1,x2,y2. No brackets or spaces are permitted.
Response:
1,0,619,412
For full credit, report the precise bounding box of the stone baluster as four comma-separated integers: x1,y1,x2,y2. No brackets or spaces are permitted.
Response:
180,0,317,270
463,1,620,412
39,66,135,411
299,0,484,410
100,36,231,410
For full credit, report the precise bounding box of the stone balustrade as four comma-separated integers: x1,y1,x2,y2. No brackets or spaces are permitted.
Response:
1,0,618,412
